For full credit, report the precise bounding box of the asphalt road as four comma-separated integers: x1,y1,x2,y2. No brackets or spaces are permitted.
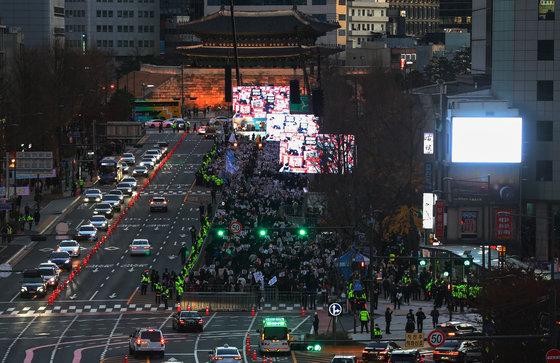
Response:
0,129,439,363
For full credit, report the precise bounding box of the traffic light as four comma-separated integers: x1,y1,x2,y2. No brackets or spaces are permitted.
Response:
443,271,449,277
306,344,321,352
257,142,263,149
110,83,115,90
419,258,427,267
463,259,472,267
9,158,15,168
360,261,366,269
258,228,267,237
298,228,307,237
217,229,225,237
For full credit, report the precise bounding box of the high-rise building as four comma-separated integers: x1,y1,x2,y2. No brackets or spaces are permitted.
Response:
64,0,160,57
439,0,472,31
160,0,204,57
0,0,65,49
387,0,440,36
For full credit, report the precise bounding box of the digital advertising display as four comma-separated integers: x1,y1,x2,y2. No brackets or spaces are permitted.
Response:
279,134,355,174
232,86,290,131
266,114,319,141
451,117,522,163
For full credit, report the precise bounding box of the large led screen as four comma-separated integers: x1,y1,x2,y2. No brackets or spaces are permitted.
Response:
266,114,319,141
232,86,290,131
451,117,522,163
279,134,355,174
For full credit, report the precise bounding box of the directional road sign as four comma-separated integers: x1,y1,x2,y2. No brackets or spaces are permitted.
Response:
0,264,12,278
328,303,342,317
229,221,242,234
427,330,445,348
0,204,11,211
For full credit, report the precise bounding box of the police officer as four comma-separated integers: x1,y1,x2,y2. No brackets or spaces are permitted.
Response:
79,178,84,194
172,121,177,133
19,214,26,231
359,307,370,333
186,121,191,133
175,283,183,302
155,282,162,304
27,214,34,230
141,271,150,295
373,324,383,339
163,286,170,309
416,307,426,332
6,224,12,242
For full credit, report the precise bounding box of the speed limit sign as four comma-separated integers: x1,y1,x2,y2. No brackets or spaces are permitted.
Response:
427,330,445,348
229,221,242,234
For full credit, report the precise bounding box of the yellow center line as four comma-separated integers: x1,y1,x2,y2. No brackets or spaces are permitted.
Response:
126,287,139,305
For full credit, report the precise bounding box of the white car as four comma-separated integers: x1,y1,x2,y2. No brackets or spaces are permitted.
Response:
120,153,135,164
89,215,108,230
129,328,165,358
117,182,133,196
107,189,124,203
133,166,149,177
130,239,151,256
140,157,156,169
84,189,103,203
76,224,98,241
57,240,81,257
144,149,162,162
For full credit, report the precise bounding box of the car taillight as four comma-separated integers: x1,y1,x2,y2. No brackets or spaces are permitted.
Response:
160,338,165,345
448,332,456,336
433,351,440,355
179,319,185,323
380,350,387,354
449,352,459,355
212,358,223,360
163,201,167,204
136,339,141,345
362,350,368,354
150,201,154,205
198,319,203,324
233,358,241,360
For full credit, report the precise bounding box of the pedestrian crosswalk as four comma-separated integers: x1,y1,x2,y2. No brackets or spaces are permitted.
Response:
0,302,324,316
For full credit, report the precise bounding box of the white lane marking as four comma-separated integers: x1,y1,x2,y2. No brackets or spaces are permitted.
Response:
292,315,311,332
1,316,37,363
49,314,79,363
100,283,104,288
99,313,122,361
89,291,99,301
9,291,20,303
194,312,217,363
76,219,85,228
159,311,175,330
243,312,258,362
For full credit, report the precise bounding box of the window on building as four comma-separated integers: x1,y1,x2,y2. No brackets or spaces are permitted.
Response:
538,40,554,60
539,0,555,20
537,80,554,101
97,40,101,47
537,121,553,141
96,10,101,17
381,10,384,16
339,29,346,36
339,0,345,4
313,14,327,21
117,25,122,32
312,0,326,4
536,160,553,181
339,14,346,21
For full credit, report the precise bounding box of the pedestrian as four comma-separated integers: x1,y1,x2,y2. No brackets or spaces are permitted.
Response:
163,286,170,309
155,282,162,304
416,307,426,332
33,209,40,225
384,307,392,334
359,307,370,334
405,309,416,333
430,307,440,328
190,225,197,243
313,312,319,336
406,309,415,322
179,245,188,264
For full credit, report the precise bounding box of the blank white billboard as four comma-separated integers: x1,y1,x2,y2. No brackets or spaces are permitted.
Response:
451,117,522,163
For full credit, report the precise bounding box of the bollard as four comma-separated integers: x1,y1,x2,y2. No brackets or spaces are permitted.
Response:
251,306,255,316
301,307,305,317
187,305,191,311
206,305,209,315
253,349,257,361
262,355,266,363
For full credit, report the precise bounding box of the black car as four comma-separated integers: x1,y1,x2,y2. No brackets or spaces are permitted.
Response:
20,270,48,298
389,349,424,363
48,251,72,271
150,196,168,212
171,311,204,332
362,341,401,362
437,322,481,338
433,340,482,363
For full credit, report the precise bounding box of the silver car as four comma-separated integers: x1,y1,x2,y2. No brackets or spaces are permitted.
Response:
103,194,121,211
84,188,103,203
133,166,149,177
119,161,130,174
121,153,135,164
57,240,81,257
209,345,242,363
121,177,137,190
116,182,133,196
38,263,60,288
107,189,124,203
129,328,165,358
93,203,113,218
130,239,151,256
144,149,162,162
140,157,156,169
76,224,98,241
89,215,108,230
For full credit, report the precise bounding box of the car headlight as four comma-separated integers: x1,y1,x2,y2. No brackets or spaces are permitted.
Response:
49,277,55,282
21,287,27,292
57,248,61,252
74,248,79,252
84,198,89,201
48,259,52,263
96,197,101,201
93,210,99,214
38,287,44,292
65,259,70,264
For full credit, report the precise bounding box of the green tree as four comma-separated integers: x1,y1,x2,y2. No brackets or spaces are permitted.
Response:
424,56,455,82
452,47,471,75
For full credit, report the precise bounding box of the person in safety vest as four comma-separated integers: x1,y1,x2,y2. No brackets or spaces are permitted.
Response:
359,307,370,333
141,271,150,295
373,324,383,339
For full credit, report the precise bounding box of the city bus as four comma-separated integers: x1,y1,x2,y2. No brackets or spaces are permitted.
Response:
98,157,123,184
257,317,291,354
133,100,181,122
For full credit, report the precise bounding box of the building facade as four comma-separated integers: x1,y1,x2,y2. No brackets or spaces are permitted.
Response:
64,0,160,57
346,0,389,48
388,0,440,36
0,0,65,49
439,0,472,31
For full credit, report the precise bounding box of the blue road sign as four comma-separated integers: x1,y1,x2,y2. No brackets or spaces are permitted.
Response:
329,303,342,317
0,204,12,211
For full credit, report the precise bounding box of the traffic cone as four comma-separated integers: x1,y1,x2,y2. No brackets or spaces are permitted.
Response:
251,306,255,316
262,355,266,363
82,258,87,267
302,307,305,317
177,304,181,312
124,354,128,363
187,304,191,311
206,305,209,315
252,349,257,361
269,359,272,363
246,342,250,354
246,334,250,344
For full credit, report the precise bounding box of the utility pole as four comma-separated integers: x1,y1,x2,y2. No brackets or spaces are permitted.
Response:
550,214,557,350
